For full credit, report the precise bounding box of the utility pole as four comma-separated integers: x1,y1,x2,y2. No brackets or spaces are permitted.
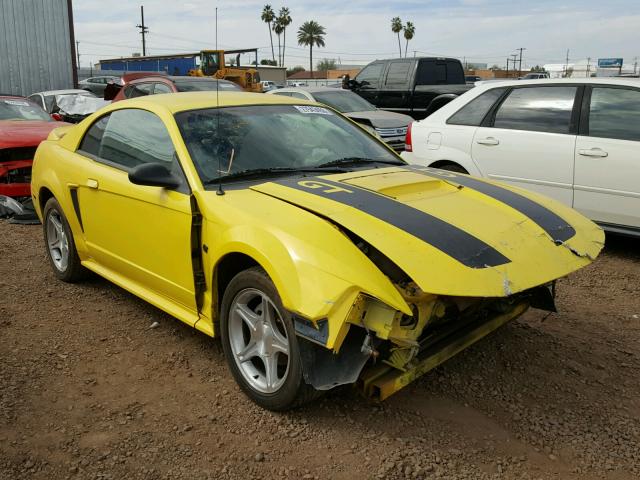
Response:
586,57,591,78
564,49,569,77
516,47,526,76
76,40,80,68
510,54,518,78
215,7,218,50
136,5,148,56
634,57,638,74
506,57,510,77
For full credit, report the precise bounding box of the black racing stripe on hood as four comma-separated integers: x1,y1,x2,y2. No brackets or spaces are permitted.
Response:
274,177,510,269
406,166,576,243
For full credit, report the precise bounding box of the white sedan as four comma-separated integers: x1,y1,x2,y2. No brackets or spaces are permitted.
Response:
401,78,640,237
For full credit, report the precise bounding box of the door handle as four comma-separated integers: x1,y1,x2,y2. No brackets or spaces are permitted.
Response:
86,179,99,189
578,148,608,158
476,137,500,146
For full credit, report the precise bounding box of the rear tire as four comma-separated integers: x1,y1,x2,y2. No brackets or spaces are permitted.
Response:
43,197,86,282
220,266,318,410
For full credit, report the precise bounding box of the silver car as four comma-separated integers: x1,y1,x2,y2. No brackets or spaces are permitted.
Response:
267,87,412,152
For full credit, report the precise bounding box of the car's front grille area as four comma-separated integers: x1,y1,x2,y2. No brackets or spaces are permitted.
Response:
375,126,408,137
375,127,407,152
0,146,37,163
2,166,31,184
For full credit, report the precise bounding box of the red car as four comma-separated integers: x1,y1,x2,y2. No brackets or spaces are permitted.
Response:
0,96,68,218
111,75,242,102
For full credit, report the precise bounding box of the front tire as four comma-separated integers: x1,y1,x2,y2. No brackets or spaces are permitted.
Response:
43,197,86,282
220,267,317,410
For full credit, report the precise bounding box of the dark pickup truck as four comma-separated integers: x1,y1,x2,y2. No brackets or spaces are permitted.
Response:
346,57,473,120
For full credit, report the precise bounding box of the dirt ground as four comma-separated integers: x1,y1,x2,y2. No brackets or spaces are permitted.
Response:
1,221,639,480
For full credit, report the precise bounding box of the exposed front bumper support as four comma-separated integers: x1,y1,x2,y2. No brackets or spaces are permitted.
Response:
359,302,529,400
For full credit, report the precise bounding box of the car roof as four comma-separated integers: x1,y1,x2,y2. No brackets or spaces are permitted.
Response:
109,91,315,114
128,76,235,84
32,89,92,96
475,77,640,89
270,86,349,94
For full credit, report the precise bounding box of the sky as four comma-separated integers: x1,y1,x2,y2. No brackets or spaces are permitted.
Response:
73,0,640,70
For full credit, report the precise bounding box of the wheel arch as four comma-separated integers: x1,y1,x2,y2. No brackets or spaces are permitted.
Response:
428,160,469,174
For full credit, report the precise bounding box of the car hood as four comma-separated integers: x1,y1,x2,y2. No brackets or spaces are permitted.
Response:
345,110,413,128
251,166,604,298
0,121,66,149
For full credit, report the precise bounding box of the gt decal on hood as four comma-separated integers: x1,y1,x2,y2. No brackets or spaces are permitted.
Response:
405,166,576,243
275,177,510,269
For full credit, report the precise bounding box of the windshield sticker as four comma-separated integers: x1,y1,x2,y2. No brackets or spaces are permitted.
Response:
3,99,30,106
294,105,332,115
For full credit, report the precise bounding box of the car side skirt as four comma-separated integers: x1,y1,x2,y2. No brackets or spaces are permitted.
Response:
81,258,201,330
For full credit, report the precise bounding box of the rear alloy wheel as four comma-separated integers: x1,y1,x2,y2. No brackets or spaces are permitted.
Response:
43,197,86,282
220,267,318,410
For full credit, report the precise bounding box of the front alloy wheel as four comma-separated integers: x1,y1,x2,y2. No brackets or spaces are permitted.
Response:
228,288,290,393
220,267,318,410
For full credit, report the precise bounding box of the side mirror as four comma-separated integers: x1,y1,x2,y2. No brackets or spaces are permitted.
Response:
51,113,63,121
128,162,181,189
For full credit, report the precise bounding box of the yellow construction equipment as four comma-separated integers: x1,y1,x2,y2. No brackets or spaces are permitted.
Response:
188,50,262,93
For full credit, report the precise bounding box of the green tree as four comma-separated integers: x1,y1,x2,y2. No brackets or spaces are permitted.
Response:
261,5,276,63
273,19,284,67
316,58,337,71
260,59,277,66
297,21,326,78
403,21,415,58
278,7,292,67
391,17,403,58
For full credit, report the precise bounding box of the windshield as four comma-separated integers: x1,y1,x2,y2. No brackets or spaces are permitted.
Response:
0,98,51,121
312,91,376,113
175,104,401,185
174,80,241,92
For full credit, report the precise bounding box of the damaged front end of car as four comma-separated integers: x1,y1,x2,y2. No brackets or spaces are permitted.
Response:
295,278,555,400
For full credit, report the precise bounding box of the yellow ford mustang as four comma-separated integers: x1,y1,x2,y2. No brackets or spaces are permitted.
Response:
31,92,604,410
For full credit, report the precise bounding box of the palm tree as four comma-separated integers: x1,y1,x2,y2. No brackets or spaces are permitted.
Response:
261,5,276,63
278,7,292,67
403,21,415,58
297,20,326,79
391,17,403,58
273,19,284,67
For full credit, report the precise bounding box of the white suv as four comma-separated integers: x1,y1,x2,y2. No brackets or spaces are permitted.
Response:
402,78,640,236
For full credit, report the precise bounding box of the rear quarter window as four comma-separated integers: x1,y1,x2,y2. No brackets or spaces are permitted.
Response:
447,88,507,126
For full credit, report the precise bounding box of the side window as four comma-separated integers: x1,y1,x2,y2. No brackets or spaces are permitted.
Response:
289,92,308,100
153,83,172,94
44,95,56,112
28,95,44,109
78,115,110,157
125,83,153,98
493,86,577,134
416,60,465,85
588,87,640,141
448,88,507,126
356,63,384,86
99,109,175,169
271,91,292,97
384,61,412,87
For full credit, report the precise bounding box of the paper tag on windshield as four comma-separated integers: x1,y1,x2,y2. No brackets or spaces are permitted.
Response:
294,105,332,115
3,99,30,106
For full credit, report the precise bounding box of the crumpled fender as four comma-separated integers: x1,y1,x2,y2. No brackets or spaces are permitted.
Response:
200,194,412,349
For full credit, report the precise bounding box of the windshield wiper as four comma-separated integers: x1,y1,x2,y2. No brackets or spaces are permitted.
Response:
317,157,405,168
205,166,346,185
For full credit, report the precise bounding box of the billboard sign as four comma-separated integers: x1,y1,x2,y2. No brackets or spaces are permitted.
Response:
598,58,623,68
